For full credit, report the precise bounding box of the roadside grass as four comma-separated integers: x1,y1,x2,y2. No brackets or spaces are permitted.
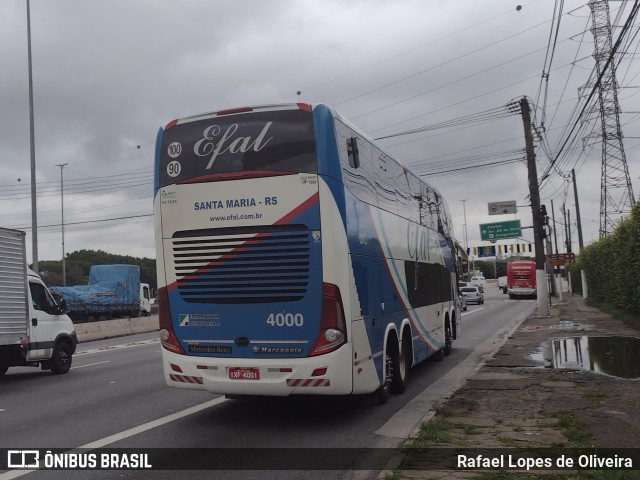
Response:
470,473,639,480
581,390,607,407
584,299,640,329
395,408,633,479
409,417,458,446
384,471,402,480
556,414,592,446
400,417,468,469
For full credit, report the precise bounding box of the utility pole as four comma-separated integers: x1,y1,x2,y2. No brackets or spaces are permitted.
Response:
562,205,569,252
461,199,469,280
460,199,469,254
545,234,557,297
520,97,549,315
567,209,572,253
551,198,562,299
571,169,584,252
56,163,68,286
551,199,559,255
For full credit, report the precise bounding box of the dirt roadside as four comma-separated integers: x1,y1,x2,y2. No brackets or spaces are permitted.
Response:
387,293,640,479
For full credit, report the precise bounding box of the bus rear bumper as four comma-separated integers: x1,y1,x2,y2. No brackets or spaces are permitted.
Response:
508,287,537,297
161,346,354,396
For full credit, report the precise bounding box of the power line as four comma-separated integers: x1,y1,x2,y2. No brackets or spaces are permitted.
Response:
539,0,640,187
285,0,544,100
374,103,520,141
10,213,153,231
418,157,524,179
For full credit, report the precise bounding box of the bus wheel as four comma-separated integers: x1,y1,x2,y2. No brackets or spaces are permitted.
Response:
444,319,453,357
392,334,410,394
378,340,397,404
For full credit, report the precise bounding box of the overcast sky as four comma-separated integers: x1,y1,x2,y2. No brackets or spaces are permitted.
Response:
2,0,639,266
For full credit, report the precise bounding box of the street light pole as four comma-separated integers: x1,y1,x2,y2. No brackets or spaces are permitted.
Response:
460,199,469,252
27,0,39,273
56,163,68,286
460,199,471,279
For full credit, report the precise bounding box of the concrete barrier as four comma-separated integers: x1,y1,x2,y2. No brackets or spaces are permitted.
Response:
74,314,159,343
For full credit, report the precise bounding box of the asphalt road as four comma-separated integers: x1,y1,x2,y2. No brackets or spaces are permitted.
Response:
0,286,534,480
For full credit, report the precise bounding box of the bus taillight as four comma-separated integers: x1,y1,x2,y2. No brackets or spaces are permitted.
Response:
309,283,347,356
164,119,179,130
158,287,184,354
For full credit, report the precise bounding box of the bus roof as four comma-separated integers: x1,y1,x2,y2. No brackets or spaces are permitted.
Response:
166,103,313,129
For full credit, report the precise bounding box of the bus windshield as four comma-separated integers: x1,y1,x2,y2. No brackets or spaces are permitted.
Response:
158,108,316,188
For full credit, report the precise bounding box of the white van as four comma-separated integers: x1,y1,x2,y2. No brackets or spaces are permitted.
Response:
0,228,77,376
140,283,151,316
470,275,486,293
498,276,507,293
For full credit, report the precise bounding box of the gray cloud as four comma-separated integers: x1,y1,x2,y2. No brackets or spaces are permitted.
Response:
1,0,638,263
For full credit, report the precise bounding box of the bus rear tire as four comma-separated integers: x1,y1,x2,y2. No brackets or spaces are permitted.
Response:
378,337,399,404
392,334,411,394
444,319,452,357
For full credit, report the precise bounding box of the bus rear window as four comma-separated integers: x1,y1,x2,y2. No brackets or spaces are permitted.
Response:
158,109,316,187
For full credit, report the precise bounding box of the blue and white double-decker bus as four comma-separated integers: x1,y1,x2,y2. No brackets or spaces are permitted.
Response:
154,103,461,403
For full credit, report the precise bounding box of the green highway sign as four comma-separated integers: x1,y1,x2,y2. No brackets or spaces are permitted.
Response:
480,220,522,241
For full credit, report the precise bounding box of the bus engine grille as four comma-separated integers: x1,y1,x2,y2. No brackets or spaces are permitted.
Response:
171,225,311,304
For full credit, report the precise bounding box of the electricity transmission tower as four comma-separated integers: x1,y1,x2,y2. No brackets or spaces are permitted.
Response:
588,0,636,237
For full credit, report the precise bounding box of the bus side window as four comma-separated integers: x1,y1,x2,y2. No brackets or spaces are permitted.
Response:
346,137,360,169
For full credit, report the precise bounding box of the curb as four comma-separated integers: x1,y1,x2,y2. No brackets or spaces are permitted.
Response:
74,315,159,343
375,303,536,479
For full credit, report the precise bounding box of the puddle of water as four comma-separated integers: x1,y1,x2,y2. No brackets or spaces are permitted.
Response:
526,336,640,379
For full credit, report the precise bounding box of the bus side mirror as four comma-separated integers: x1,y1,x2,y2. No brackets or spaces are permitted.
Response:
347,137,360,169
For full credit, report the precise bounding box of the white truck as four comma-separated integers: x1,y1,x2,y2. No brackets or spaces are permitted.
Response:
498,276,507,294
51,265,151,322
0,228,77,376
470,275,486,293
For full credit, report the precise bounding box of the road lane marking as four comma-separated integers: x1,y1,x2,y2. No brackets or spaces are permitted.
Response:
461,307,484,316
0,397,227,480
71,361,110,370
76,338,159,356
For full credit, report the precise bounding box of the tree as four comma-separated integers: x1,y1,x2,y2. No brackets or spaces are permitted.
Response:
473,260,508,279
39,250,157,292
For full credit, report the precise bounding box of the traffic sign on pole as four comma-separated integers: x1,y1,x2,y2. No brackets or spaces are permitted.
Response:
479,220,522,241
546,253,576,266
488,200,517,215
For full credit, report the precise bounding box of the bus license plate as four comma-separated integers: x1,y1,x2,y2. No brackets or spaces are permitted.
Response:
228,367,260,380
